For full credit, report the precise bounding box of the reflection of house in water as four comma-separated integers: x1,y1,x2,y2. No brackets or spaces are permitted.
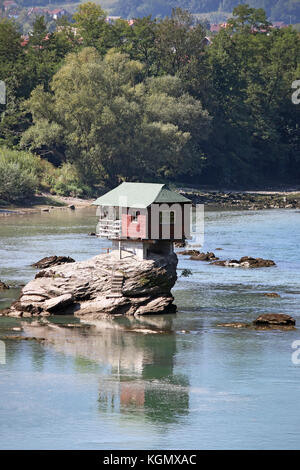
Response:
120,382,145,407
95,317,190,424
22,315,189,424
98,372,189,425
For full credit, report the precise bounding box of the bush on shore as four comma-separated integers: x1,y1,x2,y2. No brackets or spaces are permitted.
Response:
0,148,93,203
0,148,39,202
45,163,94,198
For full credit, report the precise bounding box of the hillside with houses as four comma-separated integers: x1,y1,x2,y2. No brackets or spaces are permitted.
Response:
1,0,300,33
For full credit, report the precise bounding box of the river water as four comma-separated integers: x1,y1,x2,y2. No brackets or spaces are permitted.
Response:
0,207,300,449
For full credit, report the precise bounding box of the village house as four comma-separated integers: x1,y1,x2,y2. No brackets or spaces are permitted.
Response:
210,22,228,33
3,0,18,11
105,16,121,23
48,8,67,20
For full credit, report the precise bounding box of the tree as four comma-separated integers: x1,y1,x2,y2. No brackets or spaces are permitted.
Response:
200,13,300,185
73,2,107,50
118,16,158,76
0,19,29,147
155,8,207,75
0,18,23,69
227,4,271,32
21,48,211,186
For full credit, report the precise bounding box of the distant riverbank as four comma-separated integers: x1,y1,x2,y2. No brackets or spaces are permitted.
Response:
1,189,300,216
179,189,300,210
0,193,93,217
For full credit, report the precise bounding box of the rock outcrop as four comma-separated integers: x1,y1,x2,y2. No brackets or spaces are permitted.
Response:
177,249,200,256
174,240,186,248
178,249,219,261
190,252,219,261
32,256,75,269
211,256,276,268
218,313,296,330
253,313,295,327
6,251,178,318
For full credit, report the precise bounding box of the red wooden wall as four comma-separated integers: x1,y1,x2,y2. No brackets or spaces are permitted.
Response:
121,213,147,239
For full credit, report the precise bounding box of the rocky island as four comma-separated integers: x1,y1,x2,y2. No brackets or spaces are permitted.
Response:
3,251,178,318
2,182,194,319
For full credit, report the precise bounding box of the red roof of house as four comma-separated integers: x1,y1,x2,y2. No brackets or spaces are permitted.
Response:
4,1,17,6
51,8,65,15
272,21,288,28
210,23,228,32
21,36,29,47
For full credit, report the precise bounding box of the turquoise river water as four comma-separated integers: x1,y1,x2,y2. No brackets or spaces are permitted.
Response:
0,207,300,449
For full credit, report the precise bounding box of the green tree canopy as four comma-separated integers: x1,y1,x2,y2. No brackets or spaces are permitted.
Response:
228,4,271,32
73,2,107,50
21,48,211,186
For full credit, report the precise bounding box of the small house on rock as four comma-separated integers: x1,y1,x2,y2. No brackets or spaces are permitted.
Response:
93,183,192,260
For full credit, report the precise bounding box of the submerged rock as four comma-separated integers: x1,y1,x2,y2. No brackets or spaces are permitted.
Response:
263,293,281,298
174,240,186,248
190,251,219,261
32,255,76,269
6,251,178,318
217,322,250,329
0,281,9,290
176,249,219,261
181,269,192,277
177,249,200,256
0,308,10,316
218,313,296,330
0,335,45,342
253,313,295,326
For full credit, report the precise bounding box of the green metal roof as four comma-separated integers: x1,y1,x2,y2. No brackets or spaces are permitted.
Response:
93,182,191,208
154,187,191,204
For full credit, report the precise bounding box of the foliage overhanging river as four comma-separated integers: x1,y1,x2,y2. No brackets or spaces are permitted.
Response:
0,207,300,449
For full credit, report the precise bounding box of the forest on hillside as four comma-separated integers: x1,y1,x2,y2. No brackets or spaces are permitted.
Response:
113,0,300,23
1,0,300,23
4,0,300,23
0,3,299,202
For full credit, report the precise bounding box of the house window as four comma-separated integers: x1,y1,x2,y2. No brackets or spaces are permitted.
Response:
131,211,140,223
101,208,108,219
